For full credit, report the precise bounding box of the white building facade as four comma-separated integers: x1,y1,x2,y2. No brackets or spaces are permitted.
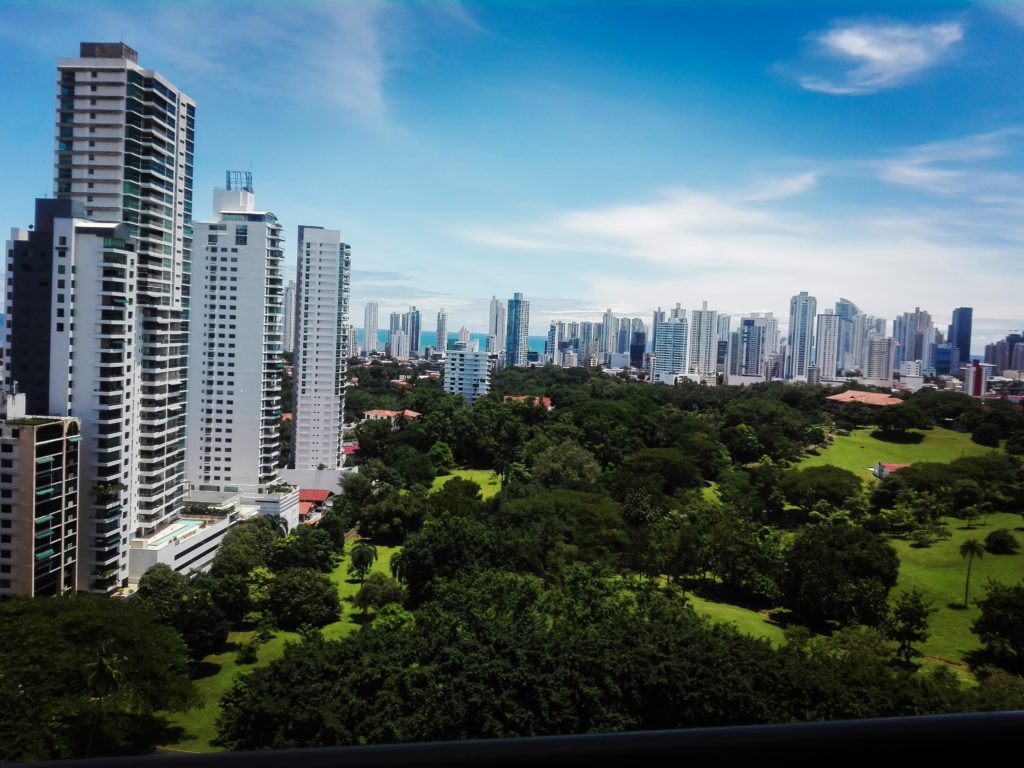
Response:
186,178,284,493
294,226,350,470
786,291,817,380
363,301,379,354
444,345,495,403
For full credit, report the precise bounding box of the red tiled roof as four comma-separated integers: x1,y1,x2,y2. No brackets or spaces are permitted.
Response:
826,391,903,406
299,489,332,503
401,410,421,419
365,409,399,417
879,462,911,472
343,443,360,455
298,501,314,517
504,395,554,409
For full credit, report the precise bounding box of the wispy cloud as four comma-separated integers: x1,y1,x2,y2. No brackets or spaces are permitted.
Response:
873,129,1024,197
795,20,963,95
736,172,819,202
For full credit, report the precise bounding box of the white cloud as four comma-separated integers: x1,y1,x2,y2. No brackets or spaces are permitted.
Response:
796,20,963,95
736,172,820,202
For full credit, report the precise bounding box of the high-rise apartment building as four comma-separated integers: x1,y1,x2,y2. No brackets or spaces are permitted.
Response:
403,306,422,357
505,292,530,367
786,292,817,380
651,317,688,382
435,308,448,357
48,43,195,588
893,307,935,371
863,336,897,381
6,200,140,593
283,280,296,354
293,226,350,470
444,345,495,404
0,391,81,599
689,301,719,376
489,296,507,359
601,308,616,354
727,313,778,380
814,310,841,380
186,175,284,493
363,302,379,355
651,307,666,353
834,298,859,374
948,307,973,367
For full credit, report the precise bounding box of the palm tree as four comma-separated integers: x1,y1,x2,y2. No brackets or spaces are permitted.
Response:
271,514,289,537
959,538,985,607
83,639,125,757
349,540,378,584
389,551,407,584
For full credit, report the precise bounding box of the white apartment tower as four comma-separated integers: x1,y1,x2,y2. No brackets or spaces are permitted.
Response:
57,44,194,543
689,300,719,376
786,292,817,380
814,310,841,381
444,345,495,404
6,205,140,593
363,302,379,355
652,316,689,383
283,280,296,354
864,336,897,382
186,175,284,493
294,226,350,470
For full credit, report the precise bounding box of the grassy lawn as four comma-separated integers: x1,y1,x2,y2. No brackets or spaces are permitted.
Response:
163,544,399,752
431,468,502,499
687,593,787,646
891,512,1024,665
799,427,996,479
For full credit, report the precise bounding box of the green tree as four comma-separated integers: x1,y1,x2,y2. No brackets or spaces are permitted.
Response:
348,540,379,584
884,588,934,665
267,569,341,630
272,525,338,572
427,440,455,474
530,440,601,489
134,563,188,624
353,572,403,614
971,581,1024,671
959,538,985,607
781,465,863,513
176,590,230,660
784,523,899,628
971,423,1002,447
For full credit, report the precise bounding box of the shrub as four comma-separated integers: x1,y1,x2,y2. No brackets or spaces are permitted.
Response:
236,641,259,665
971,423,1001,448
985,529,1020,555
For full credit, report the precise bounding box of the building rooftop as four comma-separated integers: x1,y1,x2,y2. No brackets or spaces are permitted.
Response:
826,391,903,407
299,489,332,503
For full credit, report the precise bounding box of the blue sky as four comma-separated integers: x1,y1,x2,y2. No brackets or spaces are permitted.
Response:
1,1,1023,351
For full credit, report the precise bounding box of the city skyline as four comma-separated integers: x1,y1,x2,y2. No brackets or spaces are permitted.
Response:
0,2,1022,345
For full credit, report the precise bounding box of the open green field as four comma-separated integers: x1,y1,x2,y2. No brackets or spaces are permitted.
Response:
687,593,787,646
431,468,502,499
891,513,1024,665
163,544,399,753
799,427,996,478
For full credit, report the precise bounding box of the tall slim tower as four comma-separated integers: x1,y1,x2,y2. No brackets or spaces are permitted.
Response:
652,317,688,382
186,175,284,493
689,300,719,376
948,307,973,366
404,306,422,357
814,310,841,380
363,302,379,354
294,226,350,470
435,308,448,357
504,292,530,368
489,296,507,359
786,291,817,380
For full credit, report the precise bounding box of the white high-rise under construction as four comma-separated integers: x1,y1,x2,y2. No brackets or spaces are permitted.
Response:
293,226,350,470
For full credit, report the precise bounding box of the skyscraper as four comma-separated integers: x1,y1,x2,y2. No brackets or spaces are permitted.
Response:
294,226,350,470
601,308,616,354
948,307,973,367
786,292,817,380
864,336,897,381
652,316,689,382
283,280,297,354
505,292,530,368
814,310,841,380
5,43,195,591
363,302,379,355
186,174,284,493
834,298,860,374
489,296,507,359
404,306,422,357
6,202,139,592
435,308,448,356
727,313,777,379
651,307,666,353
689,301,719,376
893,307,934,370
